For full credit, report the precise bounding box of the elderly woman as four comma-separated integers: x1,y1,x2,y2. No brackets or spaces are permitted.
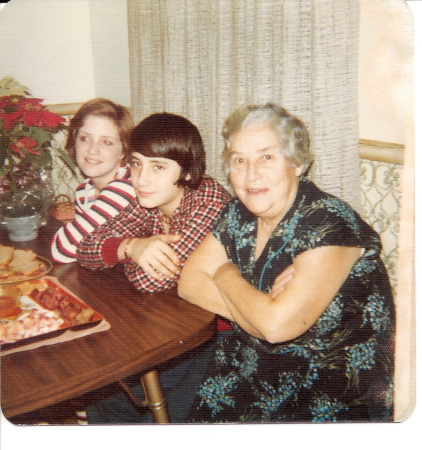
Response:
178,103,395,423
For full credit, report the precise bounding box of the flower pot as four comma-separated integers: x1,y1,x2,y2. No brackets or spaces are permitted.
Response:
0,192,43,242
2,212,42,242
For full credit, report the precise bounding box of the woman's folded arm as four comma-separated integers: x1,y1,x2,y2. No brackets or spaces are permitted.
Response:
178,233,235,321
214,245,361,343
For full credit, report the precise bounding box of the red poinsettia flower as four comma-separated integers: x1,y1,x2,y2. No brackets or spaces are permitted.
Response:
0,110,22,131
0,96,14,110
0,77,73,197
16,97,44,111
20,109,66,128
9,137,40,158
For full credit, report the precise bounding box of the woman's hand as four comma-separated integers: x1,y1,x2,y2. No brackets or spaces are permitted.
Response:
122,235,181,280
270,266,295,298
214,263,295,298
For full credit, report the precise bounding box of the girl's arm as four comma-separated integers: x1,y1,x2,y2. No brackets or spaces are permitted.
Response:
51,178,135,263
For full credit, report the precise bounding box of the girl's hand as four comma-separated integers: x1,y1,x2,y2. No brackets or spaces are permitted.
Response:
124,235,181,279
270,266,295,298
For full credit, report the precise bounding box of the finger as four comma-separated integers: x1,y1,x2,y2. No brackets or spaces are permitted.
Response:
273,271,294,289
270,280,290,299
270,287,282,299
149,261,178,279
156,241,180,266
138,253,179,279
153,252,180,276
160,234,182,243
272,267,294,285
275,266,295,280
144,264,165,280
284,265,295,275
270,283,287,299
271,270,295,298
139,239,180,267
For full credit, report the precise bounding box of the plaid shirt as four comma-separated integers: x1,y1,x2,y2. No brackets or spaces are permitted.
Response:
76,175,231,292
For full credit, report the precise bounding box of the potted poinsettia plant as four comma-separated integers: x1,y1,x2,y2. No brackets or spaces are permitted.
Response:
0,77,76,240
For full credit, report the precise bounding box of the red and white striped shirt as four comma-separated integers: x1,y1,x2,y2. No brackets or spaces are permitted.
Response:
50,164,136,263
76,175,231,292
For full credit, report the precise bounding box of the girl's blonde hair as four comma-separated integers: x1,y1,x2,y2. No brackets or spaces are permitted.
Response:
66,98,134,163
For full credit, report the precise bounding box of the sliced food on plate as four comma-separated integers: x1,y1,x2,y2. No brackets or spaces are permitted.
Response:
1,277,100,345
0,245,14,266
0,245,51,283
28,281,95,327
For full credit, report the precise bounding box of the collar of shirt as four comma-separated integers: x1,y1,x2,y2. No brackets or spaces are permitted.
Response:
79,164,131,210
154,176,209,223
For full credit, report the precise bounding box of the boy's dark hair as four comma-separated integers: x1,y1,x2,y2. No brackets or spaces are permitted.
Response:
130,113,206,189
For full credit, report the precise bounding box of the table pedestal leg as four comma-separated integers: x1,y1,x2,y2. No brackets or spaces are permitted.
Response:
140,370,170,423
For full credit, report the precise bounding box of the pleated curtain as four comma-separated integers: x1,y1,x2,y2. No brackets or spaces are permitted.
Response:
127,0,360,210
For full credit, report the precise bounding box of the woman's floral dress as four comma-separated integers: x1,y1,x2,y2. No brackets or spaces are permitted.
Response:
188,178,395,423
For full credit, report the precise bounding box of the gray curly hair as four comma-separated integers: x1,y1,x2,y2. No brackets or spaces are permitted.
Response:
221,103,313,176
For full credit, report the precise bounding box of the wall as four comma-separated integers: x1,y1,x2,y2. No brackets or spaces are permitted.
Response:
88,0,130,105
1,0,412,143
358,0,413,145
0,0,130,106
0,0,95,104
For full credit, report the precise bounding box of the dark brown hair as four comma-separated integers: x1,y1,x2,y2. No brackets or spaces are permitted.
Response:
130,112,206,189
65,98,134,163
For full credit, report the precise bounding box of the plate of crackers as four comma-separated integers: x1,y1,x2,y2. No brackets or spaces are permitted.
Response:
0,245,52,285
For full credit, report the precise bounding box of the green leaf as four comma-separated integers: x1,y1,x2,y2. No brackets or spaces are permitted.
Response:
27,150,52,169
0,77,30,96
30,127,52,146
5,123,24,136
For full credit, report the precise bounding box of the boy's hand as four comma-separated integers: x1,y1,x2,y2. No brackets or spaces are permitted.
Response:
124,235,181,279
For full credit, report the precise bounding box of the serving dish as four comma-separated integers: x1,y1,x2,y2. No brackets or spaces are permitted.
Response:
0,255,52,285
0,277,105,349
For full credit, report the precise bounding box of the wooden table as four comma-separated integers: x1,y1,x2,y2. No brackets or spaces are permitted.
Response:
0,220,216,421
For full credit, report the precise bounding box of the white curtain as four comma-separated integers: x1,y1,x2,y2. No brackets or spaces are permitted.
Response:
127,0,360,209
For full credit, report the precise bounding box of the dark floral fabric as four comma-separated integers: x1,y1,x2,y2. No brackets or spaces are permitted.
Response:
188,178,395,423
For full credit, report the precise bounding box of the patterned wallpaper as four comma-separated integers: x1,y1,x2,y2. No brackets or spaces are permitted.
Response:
360,159,402,293
49,116,83,200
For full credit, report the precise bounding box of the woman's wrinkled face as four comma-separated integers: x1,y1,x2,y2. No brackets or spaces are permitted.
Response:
130,152,190,217
228,122,303,225
75,115,123,191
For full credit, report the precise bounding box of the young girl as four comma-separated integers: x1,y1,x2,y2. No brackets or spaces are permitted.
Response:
50,98,136,263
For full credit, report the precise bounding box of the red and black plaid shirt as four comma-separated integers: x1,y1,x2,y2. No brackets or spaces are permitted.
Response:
76,175,231,292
